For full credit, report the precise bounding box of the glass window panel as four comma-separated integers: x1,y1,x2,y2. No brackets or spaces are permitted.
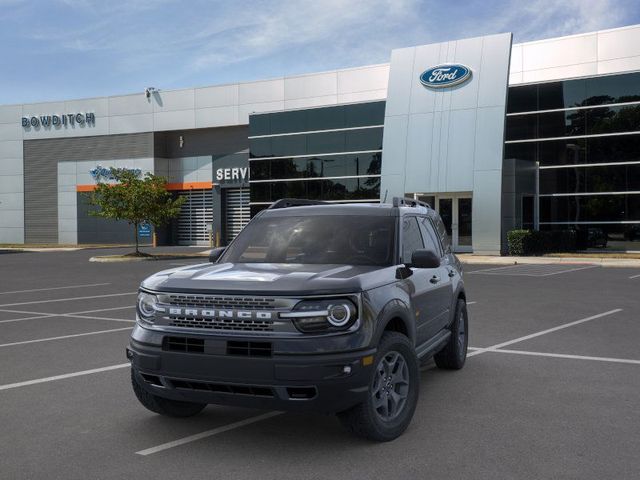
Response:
457,198,473,247
540,164,640,195
345,102,386,127
540,223,640,250
271,135,307,157
249,114,270,137
249,160,270,180
402,217,424,263
418,217,443,256
587,134,640,164
345,127,384,151
586,104,640,135
507,85,538,113
504,142,537,162
540,194,640,223
538,79,587,110
323,156,357,177
505,114,537,141
359,177,381,199
538,109,585,138
270,110,308,135
585,72,640,106
538,138,586,166
306,106,345,131
250,183,270,203
307,131,346,154
249,138,272,158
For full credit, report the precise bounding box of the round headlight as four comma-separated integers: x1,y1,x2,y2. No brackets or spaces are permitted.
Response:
327,303,353,327
137,291,157,321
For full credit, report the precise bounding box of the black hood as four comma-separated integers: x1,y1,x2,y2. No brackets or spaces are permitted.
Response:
141,262,397,296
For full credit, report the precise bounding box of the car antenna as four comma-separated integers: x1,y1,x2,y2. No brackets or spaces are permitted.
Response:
382,189,388,203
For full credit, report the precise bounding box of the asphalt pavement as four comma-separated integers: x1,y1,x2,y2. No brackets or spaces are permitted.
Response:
1,248,639,480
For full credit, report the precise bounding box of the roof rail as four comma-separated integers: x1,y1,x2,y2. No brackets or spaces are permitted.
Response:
268,198,329,210
391,197,431,209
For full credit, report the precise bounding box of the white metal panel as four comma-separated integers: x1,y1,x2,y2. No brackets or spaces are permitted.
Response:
195,84,239,108
153,109,195,131
109,113,154,134
195,106,239,128
337,89,387,104
0,140,22,159
225,187,250,243
238,79,285,105
337,65,390,94
238,101,285,123
154,89,195,112
597,25,640,61
0,105,22,124
108,94,153,116
521,62,598,83
521,34,597,71
598,56,640,75
64,98,109,117
284,95,338,110
285,72,337,100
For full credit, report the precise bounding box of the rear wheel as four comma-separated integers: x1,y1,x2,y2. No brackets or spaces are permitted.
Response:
434,298,468,370
131,369,206,417
337,332,419,442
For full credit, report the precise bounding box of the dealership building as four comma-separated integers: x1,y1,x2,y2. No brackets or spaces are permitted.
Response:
1,24,639,253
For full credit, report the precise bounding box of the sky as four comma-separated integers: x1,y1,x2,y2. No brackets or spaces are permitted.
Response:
1,0,639,104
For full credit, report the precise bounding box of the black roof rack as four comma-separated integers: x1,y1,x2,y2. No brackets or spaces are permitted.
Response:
391,197,431,209
268,198,329,210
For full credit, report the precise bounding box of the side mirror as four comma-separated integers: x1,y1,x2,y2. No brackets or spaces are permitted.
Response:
410,249,441,269
208,247,226,263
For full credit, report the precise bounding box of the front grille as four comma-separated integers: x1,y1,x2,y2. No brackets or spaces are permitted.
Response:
169,379,274,397
166,295,277,310
163,336,205,353
168,316,274,332
227,341,272,357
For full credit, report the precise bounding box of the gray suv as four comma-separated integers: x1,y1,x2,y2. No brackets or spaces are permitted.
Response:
128,197,468,441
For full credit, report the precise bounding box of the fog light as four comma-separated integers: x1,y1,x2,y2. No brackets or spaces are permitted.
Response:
342,365,352,374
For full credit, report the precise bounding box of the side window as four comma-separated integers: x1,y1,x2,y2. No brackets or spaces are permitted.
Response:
401,217,424,263
432,215,451,253
419,217,442,257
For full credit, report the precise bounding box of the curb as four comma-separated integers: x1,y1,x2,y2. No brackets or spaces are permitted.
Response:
458,254,640,268
89,255,208,263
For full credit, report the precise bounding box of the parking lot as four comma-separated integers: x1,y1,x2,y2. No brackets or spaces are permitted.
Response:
1,248,639,480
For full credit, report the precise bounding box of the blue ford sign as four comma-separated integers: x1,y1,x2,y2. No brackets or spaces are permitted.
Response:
419,64,472,89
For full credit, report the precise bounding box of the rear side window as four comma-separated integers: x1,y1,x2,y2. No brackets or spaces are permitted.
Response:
432,214,451,253
419,217,442,257
401,217,424,263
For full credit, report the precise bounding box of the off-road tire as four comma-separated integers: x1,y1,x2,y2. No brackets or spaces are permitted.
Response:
131,369,206,417
337,332,419,442
434,298,468,370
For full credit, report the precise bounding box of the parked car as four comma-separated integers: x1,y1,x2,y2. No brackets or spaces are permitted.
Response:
127,197,468,441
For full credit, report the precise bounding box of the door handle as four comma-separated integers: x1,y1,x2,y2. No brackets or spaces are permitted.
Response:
430,275,440,284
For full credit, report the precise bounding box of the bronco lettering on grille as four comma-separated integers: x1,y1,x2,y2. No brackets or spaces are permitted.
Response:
167,308,274,320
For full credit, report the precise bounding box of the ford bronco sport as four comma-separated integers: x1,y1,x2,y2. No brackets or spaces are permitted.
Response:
128,197,468,441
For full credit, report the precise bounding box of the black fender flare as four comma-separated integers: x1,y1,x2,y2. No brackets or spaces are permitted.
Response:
372,298,416,346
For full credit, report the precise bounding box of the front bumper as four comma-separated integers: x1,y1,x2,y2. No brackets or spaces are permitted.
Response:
128,335,376,414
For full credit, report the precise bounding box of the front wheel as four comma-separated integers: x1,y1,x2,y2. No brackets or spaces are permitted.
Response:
434,298,468,370
337,332,419,442
131,369,206,417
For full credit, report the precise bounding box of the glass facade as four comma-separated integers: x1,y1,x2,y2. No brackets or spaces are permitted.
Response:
249,101,384,216
505,71,640,249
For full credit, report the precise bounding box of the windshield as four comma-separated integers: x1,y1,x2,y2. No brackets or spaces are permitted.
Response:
221,215,396,266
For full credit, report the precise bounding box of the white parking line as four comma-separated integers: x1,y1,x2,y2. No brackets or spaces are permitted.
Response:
0,282,111,295
0,306,135,324
0,292,136,308
0,363,130,392
468,309,622,357
135,412,284,456
472,347,640,365
469,264,598,277
0,327,133,348
629,273,640,279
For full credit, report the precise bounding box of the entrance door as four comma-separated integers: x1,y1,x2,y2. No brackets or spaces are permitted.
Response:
435,195,472,253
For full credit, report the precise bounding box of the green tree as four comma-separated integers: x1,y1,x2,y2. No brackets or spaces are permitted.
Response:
86,168,185,255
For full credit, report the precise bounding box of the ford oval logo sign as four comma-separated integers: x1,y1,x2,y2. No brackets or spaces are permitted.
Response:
419,64,472,89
